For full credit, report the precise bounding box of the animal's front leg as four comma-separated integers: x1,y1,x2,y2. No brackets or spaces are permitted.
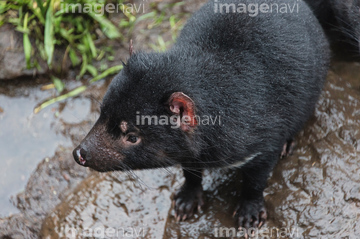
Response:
234,152,278,231
173,168,204,221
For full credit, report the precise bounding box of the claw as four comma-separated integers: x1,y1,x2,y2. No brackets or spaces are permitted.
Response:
173,185,203,222
258,221,264,228
281,139,296,158
234,199,267,230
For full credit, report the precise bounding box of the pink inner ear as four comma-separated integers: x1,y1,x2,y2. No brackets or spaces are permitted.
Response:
169,92,198,130
170,103,181,114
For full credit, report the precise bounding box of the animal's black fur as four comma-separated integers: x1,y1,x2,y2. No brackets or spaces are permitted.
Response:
73,0,330,229
304,0,360,55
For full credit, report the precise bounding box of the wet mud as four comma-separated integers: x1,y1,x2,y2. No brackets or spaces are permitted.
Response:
1,0,360,238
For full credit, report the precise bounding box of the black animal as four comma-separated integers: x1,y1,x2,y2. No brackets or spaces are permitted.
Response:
304,0,360,55
73,0,330,230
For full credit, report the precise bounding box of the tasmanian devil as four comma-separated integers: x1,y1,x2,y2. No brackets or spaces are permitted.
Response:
304,0,360,55
73,0,330,229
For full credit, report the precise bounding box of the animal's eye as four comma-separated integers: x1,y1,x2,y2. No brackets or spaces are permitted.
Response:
127,135,138,144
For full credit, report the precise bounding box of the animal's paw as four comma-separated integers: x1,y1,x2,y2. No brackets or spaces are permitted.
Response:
233,198,267,232
172,185,204,221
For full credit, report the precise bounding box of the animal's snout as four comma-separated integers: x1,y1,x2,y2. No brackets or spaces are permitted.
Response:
73,146,89,166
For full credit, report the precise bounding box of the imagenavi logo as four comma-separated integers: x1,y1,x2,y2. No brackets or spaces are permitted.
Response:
214,0,300,17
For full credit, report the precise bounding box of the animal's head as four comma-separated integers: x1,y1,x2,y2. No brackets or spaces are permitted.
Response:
73,53,201,172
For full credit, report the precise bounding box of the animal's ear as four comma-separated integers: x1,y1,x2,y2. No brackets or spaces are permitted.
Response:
168,92,198,132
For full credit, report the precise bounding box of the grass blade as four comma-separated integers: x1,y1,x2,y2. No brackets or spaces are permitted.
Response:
87,11,121,39
23,12,32,69
28,0,45,24
69,48,81,66
34,86,87,113
86,32,97,58
86,65,98,77
51,76,65,93
44,0,54,66
35,0,45,16
78,53,88,78
90,64,123,83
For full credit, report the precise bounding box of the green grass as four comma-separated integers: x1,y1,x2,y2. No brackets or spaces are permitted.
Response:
147,2,188,51
1,0,189,112
2,0,126,72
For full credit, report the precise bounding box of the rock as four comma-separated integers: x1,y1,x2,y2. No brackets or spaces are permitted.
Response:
0,147,89,238
264,69,360,238
0,24,48,80
40,169,181,239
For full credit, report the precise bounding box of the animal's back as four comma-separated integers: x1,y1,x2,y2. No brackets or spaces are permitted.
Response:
170,0,329,149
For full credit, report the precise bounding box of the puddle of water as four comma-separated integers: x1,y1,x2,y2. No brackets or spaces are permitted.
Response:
0,78,104,217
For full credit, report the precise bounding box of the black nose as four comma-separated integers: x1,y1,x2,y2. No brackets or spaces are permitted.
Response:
73,146,88,166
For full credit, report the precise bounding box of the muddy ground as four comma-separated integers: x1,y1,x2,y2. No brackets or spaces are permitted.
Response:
0,1,360,238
